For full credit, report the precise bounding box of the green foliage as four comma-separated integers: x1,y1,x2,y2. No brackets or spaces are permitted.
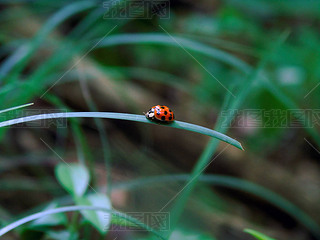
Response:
244,229,277,240
45,230,75,240
0,0,319,239
55,163,113,234
76,193,112,234
55,163,90,197
169,230,215,240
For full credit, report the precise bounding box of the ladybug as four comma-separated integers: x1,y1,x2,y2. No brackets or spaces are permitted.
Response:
145,105,175,122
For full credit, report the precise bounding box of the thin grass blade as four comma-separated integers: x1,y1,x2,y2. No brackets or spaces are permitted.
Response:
0,112,243,150
0,103,33,114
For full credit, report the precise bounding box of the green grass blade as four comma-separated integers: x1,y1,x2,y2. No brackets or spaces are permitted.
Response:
0,112,243,150
170,120,242,150
0,102,34,139
97,33,251,73
0,45,29,81
0,205,165,239
0,102,33,114
98,65,190,94
70,8,106,38
180,33,261,58
244,229,276,240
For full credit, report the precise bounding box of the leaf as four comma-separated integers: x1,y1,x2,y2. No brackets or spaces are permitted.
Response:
76,193,112,234
46,230,77,240
244,229,276,240
29,203,67,227
0,112,243,150
55,163,89,197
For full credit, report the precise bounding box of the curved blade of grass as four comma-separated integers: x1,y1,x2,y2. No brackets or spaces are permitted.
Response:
97,33,250,73
0,205,165,240
99,65,190,94
0,112,243,150
36,1,96,40
70,8,106,38
0,102,34,139
244,229,276,240
0,44,30,80
0,102,33,114
112,174,320,239
180,33,261,58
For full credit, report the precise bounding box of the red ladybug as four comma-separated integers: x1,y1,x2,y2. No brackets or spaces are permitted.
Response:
145,105,175,122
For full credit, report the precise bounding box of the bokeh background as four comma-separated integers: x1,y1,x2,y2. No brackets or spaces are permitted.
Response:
0,0,320,239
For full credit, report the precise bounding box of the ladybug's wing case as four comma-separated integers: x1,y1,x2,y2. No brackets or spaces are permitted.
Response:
167,110,174,121
153,106,165,121
155,106,175,122
164,107,174,121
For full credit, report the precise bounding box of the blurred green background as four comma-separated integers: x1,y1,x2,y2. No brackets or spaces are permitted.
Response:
0,0,320,239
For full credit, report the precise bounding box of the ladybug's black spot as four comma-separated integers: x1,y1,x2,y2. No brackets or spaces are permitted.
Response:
169,117,172,120
160,106,165,109
170,113,172,116
157,112,160,115
161,116,165,121
164,111,168,115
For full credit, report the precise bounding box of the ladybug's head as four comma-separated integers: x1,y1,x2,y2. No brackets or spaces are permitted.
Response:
145,108,155,119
